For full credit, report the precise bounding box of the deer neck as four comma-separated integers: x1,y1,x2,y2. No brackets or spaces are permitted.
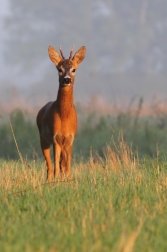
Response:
56,86,74,116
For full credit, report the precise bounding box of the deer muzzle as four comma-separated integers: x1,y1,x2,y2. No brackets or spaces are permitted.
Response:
63,76,71,85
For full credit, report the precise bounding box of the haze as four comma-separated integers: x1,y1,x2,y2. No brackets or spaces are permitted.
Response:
0,0,167,112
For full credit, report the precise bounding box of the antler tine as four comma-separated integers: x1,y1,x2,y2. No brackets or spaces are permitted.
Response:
69,46,74,60
59,46,65,59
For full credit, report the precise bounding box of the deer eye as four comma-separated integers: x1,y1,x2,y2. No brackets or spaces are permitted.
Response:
72,69,76,73
58,68,63,73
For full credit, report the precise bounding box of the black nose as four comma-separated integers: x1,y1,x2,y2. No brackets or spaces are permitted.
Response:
64,77,71,84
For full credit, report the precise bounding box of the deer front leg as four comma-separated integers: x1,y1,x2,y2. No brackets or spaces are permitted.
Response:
60,149,66,181
65,145,72,180
53,142,61,181
40,137,52,181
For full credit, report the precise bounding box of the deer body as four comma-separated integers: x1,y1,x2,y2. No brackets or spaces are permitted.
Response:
36,46,86,181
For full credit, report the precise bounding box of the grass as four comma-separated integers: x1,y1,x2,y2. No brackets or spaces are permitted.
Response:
1,141,167,251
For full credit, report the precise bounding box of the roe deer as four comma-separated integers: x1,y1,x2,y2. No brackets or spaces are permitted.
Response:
36,45,86,181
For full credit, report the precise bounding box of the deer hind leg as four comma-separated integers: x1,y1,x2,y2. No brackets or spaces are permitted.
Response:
40,137,52,181
53,142,61,181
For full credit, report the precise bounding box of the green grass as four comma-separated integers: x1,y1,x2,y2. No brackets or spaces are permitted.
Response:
1,142,167,252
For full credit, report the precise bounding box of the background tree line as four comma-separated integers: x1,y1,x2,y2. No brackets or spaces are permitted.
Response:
1,106,167,160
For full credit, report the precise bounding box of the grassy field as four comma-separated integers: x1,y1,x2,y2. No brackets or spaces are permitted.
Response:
1,141,167,252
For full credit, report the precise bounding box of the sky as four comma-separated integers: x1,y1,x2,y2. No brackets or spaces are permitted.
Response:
0,0,167,112
0,0,10,79
0,1,36,87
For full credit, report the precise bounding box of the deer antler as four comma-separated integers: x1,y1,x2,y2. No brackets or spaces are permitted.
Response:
69,46,74,60
59,46,65,59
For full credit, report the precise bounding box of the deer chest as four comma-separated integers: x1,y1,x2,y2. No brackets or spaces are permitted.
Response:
54,133,74,147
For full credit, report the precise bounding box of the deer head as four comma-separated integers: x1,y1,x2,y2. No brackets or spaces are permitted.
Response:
48,45,86,88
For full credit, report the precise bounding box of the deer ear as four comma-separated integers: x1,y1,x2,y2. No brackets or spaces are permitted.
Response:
48,46,62,66
73,46,86,65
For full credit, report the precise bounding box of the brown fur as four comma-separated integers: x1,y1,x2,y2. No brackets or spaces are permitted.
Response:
36,45,86,181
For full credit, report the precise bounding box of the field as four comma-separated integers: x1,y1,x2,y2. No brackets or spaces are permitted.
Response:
1,104,167,251
1,140,167,252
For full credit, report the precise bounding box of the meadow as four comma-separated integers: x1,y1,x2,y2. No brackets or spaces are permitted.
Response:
1,141,167,251
1,102,167,251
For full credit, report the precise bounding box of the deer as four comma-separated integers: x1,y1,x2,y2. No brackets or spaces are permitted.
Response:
36,45,86,181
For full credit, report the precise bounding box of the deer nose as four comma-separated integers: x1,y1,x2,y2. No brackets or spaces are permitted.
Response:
64,77,71,84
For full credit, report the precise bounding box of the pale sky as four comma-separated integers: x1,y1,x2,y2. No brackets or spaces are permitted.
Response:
0,0,11,80
0,0,9,17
